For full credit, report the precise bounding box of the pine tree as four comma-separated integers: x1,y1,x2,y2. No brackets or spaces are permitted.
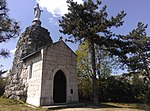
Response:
107,22,150,104
0,0,20,58
59,0,126,104
119,22,150,85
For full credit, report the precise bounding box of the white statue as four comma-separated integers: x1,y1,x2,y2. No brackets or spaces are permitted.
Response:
34,3,42,20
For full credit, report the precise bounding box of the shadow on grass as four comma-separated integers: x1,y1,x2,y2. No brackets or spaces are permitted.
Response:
102,102,150,111
47,102,122,110
47,102,150,111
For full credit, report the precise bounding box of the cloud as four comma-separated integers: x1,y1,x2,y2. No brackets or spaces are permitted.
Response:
49,17,54,23
36,0,83,17
10,48,16,54
48,17,58,25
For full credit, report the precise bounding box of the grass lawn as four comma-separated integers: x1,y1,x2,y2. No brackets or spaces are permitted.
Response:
101,102,150,111
0,97,48,111
0,97,149,111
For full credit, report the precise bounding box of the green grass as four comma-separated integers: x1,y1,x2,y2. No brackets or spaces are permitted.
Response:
0,97,149,111
102,102,150,111
0,97,48,111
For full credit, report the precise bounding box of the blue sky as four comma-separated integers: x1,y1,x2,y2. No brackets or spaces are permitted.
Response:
1,0,150,74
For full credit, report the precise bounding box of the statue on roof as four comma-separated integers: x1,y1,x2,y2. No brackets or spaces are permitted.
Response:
34,3,43,21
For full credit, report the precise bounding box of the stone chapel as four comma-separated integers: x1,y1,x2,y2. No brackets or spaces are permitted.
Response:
4,4,79,106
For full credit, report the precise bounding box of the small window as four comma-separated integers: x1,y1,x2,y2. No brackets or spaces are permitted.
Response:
29,62,33,79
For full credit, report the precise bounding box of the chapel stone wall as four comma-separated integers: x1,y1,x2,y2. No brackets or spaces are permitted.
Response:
40,41,79,106
25,50,43,106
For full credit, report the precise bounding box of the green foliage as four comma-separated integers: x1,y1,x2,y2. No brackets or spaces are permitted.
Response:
0,78,7,96
120,72,150,104
76,41,119,103
78,72,150,104
76,41,91,77
99,76,134,102
114,22,150,91
119,22,150,72
95,45,120,79
76,40,119,78
132,75,146,101
0,0,19,97
78,77,92,100
0,0,20,58
130,74,150,104
0,65,8,96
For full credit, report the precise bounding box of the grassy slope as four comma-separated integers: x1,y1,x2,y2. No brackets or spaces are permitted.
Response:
0,97,48,111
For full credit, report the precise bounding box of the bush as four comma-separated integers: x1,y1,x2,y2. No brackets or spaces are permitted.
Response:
0,78,7,96
78,75,149,104
78,77,92,101
99,76,135,103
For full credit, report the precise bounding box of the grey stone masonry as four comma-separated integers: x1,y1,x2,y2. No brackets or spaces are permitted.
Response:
4,23,53,101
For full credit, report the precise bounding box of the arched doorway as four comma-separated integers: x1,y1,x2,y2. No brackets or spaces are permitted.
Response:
53,70,66,103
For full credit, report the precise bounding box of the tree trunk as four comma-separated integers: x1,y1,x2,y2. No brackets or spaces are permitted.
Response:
88,38,99,105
